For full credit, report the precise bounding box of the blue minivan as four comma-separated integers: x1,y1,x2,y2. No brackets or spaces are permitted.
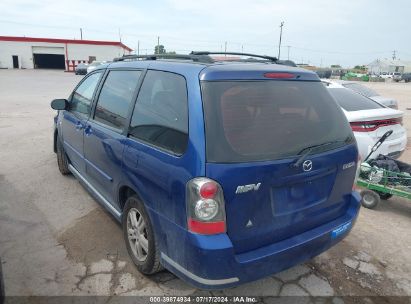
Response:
51,52,361,289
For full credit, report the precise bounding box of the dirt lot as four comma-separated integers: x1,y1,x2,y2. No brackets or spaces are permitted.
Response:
0,70,410,302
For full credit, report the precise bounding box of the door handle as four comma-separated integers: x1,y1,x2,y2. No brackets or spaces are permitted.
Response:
75,122,83,130
85,125,93,136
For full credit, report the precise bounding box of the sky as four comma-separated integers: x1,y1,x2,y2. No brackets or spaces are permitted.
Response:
0,0,410,67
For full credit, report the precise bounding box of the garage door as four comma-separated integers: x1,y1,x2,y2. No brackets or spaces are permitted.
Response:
32,46,64,55
32,46,65,69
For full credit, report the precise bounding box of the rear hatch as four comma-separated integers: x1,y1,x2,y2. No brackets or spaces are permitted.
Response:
200,66,358,253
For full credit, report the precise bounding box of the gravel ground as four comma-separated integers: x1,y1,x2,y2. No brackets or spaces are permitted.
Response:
0,70,410,303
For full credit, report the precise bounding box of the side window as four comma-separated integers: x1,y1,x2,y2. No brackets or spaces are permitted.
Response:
94,70,142,130
70,72,102,115
129,70,188,155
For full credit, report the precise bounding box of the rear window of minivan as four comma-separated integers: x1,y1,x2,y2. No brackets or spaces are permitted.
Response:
201,80,353,163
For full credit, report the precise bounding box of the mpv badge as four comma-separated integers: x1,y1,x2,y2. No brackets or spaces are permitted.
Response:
302,160,313,172
235,183,261,194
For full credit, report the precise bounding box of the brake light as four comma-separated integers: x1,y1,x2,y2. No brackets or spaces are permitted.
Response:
188,219,226,234
264,72,295,79
350,118,402,132
186,178,226,235
199,181,218,199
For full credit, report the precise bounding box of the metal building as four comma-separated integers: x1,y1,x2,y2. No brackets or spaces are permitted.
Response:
367,58,411,75
0,36,132,71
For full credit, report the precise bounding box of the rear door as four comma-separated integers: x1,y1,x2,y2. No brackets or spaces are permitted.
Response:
62,71,103,173
122,70,190,226
201,79,358,253
83,69,142,204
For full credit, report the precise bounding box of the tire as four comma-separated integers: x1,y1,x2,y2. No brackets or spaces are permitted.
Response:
361,190,380,209
56,135,71,175
123,195,162,275
376,191,393,200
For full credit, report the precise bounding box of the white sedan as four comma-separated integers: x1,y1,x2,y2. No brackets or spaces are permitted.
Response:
87,61,103,73
324,81,407,160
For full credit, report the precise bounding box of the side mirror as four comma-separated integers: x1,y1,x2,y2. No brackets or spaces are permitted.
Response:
51,99,68,110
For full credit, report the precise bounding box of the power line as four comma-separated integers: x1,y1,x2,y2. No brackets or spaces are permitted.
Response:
0,19,405,58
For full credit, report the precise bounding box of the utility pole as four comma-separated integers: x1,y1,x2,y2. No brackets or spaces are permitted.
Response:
392,50,397,60
118,28,121,42
224,41,227,56
241,45,244,53
278,21,284,60
157,36,160,54
137,40,140,56
80,28,83,40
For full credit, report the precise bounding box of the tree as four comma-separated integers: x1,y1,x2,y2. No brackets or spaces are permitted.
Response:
154,45,166,54
354,65,366,71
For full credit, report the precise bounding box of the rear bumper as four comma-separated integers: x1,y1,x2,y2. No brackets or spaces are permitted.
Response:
355,131,407,160
152,192,361,290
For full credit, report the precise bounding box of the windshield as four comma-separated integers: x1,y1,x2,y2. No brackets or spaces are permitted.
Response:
328,88,384,111
342,83,378,97
201,80,354,163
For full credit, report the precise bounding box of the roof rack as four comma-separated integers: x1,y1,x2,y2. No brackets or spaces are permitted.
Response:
113,54,214,63
113,52,278,64
190,51,277,62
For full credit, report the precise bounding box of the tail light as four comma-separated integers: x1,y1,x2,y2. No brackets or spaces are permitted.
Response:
350,118,402,132
186,178,226,235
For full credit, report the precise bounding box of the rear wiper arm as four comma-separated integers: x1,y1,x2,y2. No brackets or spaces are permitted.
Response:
291,141,341,168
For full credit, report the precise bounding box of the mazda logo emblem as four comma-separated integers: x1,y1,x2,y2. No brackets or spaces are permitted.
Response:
302,160,313,172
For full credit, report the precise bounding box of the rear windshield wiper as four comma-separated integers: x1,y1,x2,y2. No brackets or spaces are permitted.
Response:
290,140,347,168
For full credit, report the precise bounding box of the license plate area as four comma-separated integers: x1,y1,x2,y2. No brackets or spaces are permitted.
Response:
271,171,335,216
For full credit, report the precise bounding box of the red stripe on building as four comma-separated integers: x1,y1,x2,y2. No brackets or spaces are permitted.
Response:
0,36,132,52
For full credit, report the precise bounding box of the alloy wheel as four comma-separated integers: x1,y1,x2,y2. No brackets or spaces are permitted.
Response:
127,208,149,262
